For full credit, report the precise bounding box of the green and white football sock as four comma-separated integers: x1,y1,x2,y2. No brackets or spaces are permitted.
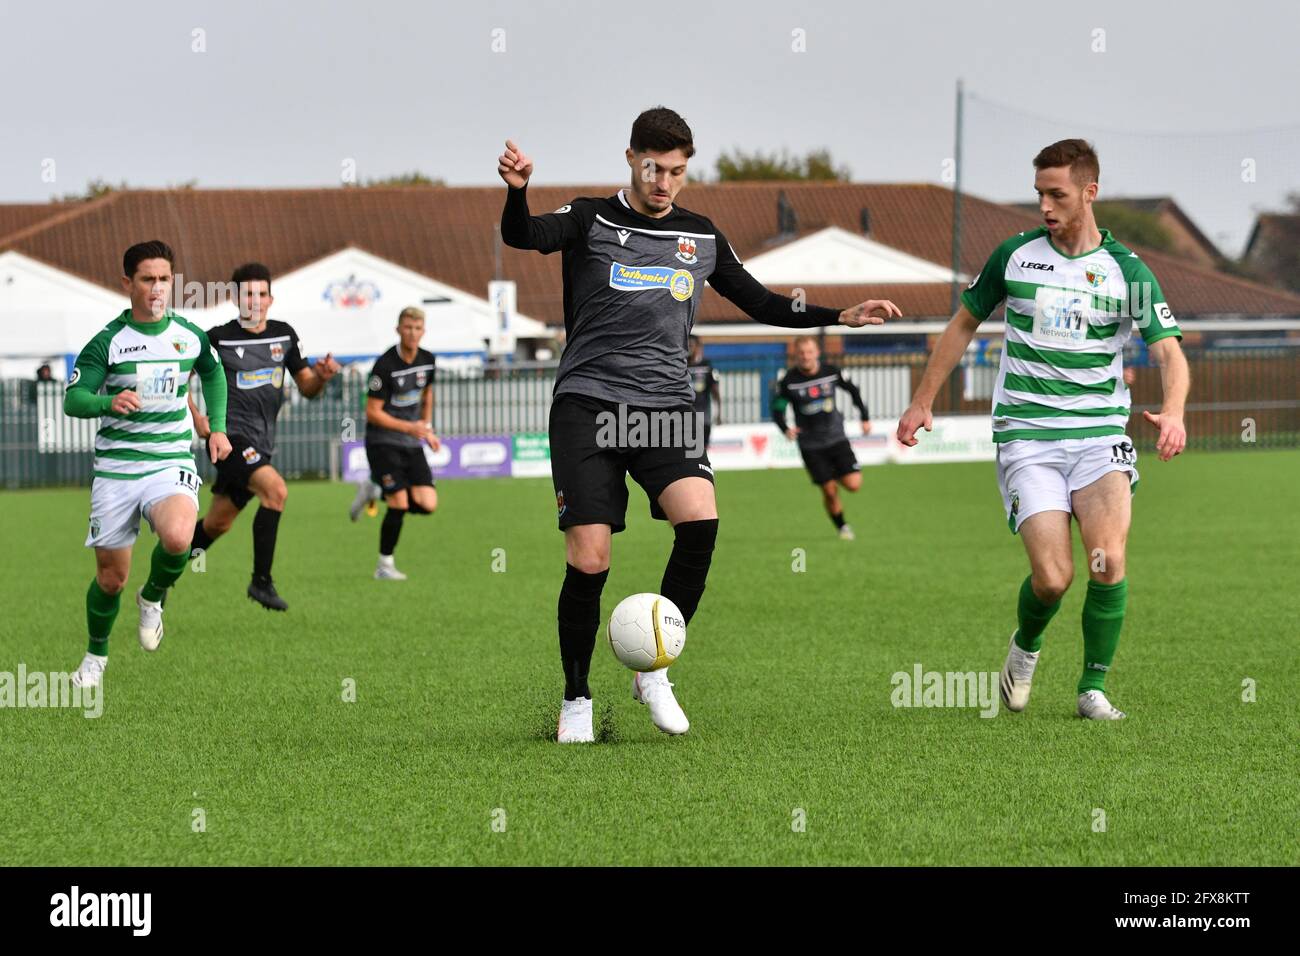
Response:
1014,574,1060,653
86,578,120,655
1079,578,1127,695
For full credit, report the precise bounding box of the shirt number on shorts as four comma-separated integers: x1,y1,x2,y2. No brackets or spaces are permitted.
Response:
176,470,200,491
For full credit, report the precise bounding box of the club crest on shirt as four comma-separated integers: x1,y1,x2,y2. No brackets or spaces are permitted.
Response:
556,490,566,518
242,446,261,465
1084,262,1108,289
270,342,284,363
675,236,698,265
171,336,189,355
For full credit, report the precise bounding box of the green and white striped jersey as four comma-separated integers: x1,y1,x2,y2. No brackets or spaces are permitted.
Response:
65,310,228,480
961,227,1182,443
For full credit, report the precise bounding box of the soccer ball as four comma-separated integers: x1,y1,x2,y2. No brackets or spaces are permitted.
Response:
606,593,687,672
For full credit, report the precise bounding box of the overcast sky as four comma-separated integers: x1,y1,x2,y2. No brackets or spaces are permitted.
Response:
2,0,1297,255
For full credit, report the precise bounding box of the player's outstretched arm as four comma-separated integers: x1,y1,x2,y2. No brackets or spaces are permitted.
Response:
1143,337,1189,461
497,139,588,254
896,305,982,446
707,229,899,329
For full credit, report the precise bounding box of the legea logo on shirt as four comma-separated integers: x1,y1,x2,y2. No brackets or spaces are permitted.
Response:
608,262,695,302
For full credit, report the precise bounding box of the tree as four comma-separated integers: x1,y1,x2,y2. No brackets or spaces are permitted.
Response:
1092,203,1173,253
714,148,849,182
356,171,445,188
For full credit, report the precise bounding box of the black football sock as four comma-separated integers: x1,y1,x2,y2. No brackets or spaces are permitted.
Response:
557,563,608,700
380,508,406,557
829,510,846,529
191,517,215,554
251,506,282,580
660,518,718,626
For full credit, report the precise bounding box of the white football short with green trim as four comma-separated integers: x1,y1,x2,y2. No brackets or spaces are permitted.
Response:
85,467,202,549
997,435,1138,534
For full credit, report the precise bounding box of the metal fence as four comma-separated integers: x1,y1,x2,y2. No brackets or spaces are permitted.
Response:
2,342,1296,489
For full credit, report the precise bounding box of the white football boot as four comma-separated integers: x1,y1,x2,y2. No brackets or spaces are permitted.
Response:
71,652,107,689
838,524,856,541
557,697,594,743
374,555,407,580
633,669,689,735
137,588,164,651
1077,689,1126,720
999,631,1040,713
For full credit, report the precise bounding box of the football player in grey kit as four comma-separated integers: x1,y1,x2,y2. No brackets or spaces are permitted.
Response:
499,107,901,743
189,262,340,610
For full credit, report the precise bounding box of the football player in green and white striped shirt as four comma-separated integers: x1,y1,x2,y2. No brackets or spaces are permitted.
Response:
898,140,1189,720
63,240,233,689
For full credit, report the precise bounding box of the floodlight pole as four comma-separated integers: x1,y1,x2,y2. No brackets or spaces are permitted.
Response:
950,78,964,315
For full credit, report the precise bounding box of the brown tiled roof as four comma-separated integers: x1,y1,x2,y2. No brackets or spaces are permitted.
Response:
3,184,1298,324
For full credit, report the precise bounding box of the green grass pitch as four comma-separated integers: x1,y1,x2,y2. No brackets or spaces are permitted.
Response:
1,449,1296,866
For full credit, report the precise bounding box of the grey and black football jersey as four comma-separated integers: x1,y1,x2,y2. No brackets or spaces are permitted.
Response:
365,346,435,448
207,319,307,453
501,186,841,408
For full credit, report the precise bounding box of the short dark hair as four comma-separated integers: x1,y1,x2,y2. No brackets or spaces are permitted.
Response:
231,261,273,295
1033,139,1100,187
630,107,695,158
123,240,175,278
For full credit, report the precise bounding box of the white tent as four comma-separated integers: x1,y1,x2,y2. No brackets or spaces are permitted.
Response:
0,246,552,377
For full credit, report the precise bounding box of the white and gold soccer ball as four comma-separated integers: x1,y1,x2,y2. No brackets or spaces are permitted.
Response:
606,593,687,672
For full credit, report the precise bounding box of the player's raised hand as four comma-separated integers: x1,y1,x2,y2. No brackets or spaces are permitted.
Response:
110,390,141,415
209,431,232,464
839,299,902,328
896,402,932,447
316,353,341,381
1143,409,1186,461
498,139,533,189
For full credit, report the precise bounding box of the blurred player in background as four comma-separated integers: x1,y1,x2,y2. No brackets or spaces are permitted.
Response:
64,240,231,688
361,307,440,580
189,263,341,611
687,335,722,448
897,139,1188,721
772,336,871,540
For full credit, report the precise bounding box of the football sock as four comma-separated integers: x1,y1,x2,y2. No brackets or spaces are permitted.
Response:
1015,574,1061,653
141,539,188,603
557,563,608,700
408,500,432,515
86,579,120,655
252,506,282,579
660,518,718,626
830,510,846,530
1079,578,1127,695
191,517,215,554
380,508,406,557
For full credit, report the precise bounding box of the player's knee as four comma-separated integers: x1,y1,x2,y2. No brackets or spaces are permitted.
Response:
411,488,437,514
1089,546,1126,584
569,550,610,575
261,484,287,511
159,527,192,555
1033,566,1074,604
841,473,862,492
96,569,127,595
